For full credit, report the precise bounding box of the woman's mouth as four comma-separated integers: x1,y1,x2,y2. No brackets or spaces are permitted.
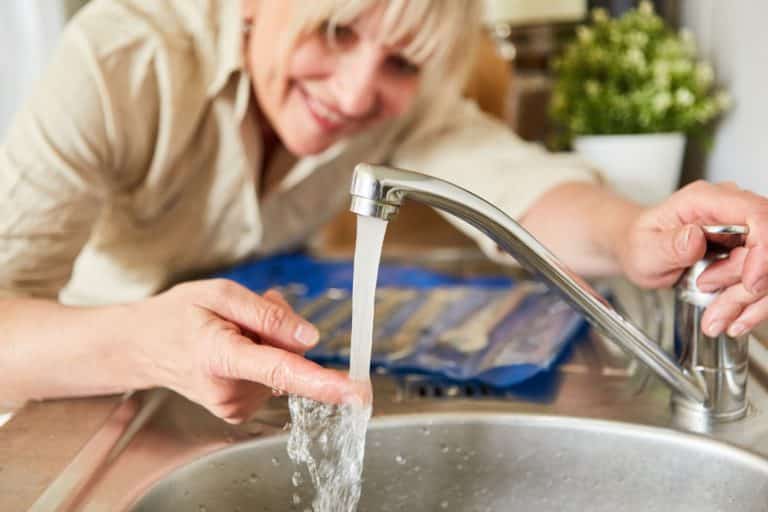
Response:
299,87,346,133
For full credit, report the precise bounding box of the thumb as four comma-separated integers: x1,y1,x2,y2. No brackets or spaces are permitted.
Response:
219,340,359,405
671,224,707,268
631,224,706,287
656,224,707,276
646,224,706,270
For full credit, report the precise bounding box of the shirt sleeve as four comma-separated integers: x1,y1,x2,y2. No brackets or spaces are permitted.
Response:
390,99,601,265
0,0,169,300
0,23,116,299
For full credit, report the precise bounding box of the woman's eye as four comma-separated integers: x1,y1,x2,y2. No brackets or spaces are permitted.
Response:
332,24,357,44
320,22,357,47
386,56,420,76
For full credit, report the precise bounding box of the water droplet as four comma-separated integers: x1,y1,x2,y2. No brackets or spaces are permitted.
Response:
440,443,450,453
271,456,280,466
250,473,260,483
198,506,207,512
292,471,304,486
420,426,431,436
440,500,449,509
395,454,406,465
183,490,190,497
456,464,464,471
292,493,302,505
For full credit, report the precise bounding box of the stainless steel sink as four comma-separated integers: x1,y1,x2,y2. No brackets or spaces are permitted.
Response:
129,413,768,512
22,272,768,511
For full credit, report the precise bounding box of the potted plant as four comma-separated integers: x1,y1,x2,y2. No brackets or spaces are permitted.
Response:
550,1,730,204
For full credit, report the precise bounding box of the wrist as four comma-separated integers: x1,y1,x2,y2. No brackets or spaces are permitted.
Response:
98,300,158,391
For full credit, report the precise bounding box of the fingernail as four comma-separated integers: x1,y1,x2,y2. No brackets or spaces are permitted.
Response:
751,276,768,295
676,226,692,254
728,322,748,337
294,323,319,346
707,320,726,337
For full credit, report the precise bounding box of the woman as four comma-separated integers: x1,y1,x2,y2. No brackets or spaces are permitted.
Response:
1,0,767,423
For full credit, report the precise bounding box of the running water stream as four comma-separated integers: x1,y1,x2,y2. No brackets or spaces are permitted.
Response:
287,215,388,511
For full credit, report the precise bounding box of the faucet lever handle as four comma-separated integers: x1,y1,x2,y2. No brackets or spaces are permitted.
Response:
679,225,749,293
702,225,748,254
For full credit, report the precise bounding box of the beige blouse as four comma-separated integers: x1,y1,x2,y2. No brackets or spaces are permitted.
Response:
0,0,597,306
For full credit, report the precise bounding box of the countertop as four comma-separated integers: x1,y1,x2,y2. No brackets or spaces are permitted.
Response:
0,396,121,511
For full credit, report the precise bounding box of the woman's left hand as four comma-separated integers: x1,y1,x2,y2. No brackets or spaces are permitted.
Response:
618,180,768,338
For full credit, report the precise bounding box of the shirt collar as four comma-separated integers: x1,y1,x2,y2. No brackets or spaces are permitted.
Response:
206,0,246,98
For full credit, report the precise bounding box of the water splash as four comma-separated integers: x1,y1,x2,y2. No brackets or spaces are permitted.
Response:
286,215,385,510
287,396,372,511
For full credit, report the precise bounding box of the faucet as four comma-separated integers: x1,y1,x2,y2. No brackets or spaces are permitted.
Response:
349,163,749,424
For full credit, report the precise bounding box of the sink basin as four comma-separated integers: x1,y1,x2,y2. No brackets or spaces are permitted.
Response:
128,413,768,511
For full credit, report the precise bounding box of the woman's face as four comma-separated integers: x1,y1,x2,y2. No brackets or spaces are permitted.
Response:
243,2,423,156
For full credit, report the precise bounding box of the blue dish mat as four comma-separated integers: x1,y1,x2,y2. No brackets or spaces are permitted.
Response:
217,252,516,295
214,252,588,389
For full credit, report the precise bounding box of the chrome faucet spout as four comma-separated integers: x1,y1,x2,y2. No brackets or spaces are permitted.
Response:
350,163,709,406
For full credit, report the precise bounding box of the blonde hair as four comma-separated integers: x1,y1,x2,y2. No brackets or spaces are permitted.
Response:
279,0,484,104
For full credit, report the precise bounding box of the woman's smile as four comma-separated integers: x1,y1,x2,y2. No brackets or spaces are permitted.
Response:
297,85,348,134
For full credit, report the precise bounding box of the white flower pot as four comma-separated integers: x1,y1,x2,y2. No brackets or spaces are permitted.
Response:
573,133,686,205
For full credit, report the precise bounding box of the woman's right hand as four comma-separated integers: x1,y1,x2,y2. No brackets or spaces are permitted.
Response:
126,279,360,423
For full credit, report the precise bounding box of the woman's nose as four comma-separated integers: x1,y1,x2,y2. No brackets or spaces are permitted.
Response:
333,47,381,119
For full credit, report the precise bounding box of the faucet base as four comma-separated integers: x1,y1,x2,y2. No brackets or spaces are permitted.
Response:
671,395,750,433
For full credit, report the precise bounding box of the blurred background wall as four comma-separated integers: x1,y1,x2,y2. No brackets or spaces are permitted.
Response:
0,0,86,139
681,0,768,194
0,1,65,140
